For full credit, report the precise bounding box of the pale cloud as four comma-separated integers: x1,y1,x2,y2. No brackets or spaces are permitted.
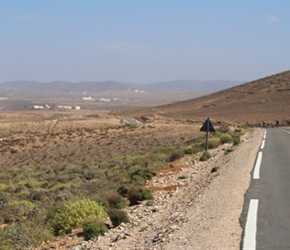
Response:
267,15,279,24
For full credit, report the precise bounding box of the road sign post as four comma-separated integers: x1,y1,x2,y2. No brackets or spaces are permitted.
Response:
200,118,215,152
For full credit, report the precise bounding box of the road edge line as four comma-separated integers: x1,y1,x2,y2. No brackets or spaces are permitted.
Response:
243,199,259,250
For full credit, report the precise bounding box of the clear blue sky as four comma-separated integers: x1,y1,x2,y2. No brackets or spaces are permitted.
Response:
0,0,289,84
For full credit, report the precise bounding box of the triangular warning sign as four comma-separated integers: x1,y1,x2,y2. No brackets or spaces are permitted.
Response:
200,118,215,132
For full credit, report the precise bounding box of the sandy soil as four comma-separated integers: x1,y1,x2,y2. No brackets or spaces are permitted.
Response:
64,128,263,250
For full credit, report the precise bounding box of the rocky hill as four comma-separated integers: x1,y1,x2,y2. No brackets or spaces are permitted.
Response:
122,70,290,125
144,79,243,92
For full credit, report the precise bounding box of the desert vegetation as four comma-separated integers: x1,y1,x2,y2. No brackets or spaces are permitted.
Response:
0,110,245,249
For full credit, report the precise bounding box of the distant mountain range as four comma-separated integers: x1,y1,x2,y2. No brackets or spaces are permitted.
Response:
0,80,244,94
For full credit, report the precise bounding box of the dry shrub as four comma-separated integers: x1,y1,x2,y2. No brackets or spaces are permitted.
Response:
168,149,185,162
83,219,108,241
102,191,127,209
127,186,153,205
200,151,211,161
106,208,130,227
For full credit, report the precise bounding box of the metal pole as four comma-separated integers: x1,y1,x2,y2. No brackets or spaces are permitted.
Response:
206,118,209,152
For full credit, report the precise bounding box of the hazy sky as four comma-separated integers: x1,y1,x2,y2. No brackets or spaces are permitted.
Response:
0,0,289,84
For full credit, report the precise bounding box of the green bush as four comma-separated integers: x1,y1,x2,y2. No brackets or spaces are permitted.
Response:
6,200,36,220
0,228,10,250
219,133,233,144
168,149,185,162
103,191,127,209
127,186,153,205
201,137,220,149
50,199,108,235
117,184,129,197
211,166,220,173
0,183,6,191
83,219,108,241
131,175,146,185
129,166,157,186
127,186,141,205
200,151,211,161
234,128,245,135
224,148,234,155
140,188,154,201
232,134,241,145
184,145,203,154
139,226,148,232
154,146,175,155
130,167,156,181
107,208,130,227
0,220,54,250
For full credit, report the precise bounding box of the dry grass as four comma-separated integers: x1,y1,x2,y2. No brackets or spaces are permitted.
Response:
0,111,203,170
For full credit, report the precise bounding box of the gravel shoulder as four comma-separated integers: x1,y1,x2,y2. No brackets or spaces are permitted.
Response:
71,128,263,250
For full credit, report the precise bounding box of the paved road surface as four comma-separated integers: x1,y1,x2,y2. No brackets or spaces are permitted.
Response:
122,118,141,126
241,128,290,250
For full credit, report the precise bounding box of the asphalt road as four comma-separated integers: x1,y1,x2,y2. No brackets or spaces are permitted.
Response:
122,118,141,126
241,128,290,250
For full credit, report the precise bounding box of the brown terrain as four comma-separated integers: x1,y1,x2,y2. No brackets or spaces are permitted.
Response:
0,70,289,249
121,70,290,125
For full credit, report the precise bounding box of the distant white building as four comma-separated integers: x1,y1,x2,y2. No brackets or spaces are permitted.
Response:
99,98,110,102
74,106,81,110
33,105,45,110
83,97,93,101
57,105,72,109
128,89,145,93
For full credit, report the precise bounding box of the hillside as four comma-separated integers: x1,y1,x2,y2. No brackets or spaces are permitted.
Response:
122,70,290,125
144,79,243,92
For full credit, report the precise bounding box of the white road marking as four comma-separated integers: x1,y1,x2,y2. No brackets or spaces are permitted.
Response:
243,199,259,250
260,140,265,149
263,130,267,139
253,152,262,179
243,130,264,249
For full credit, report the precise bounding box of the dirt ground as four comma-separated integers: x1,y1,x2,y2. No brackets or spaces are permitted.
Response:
0,111,202,170
36,128,263,250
